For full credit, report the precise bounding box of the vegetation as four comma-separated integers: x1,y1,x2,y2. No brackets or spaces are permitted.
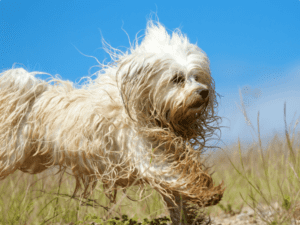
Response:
0,102,299,224
206,102,300,224
0,167,172,224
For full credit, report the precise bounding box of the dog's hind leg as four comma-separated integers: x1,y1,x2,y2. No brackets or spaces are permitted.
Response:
0,68,49,178
19,152,51,174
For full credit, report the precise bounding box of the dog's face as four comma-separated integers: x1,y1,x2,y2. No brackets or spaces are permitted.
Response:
117,22,217,144
148,58,215,140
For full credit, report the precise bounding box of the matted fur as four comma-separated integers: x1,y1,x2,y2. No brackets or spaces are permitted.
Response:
0,20,224,209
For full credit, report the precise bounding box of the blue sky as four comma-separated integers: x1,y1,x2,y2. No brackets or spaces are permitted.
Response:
1,0,300,149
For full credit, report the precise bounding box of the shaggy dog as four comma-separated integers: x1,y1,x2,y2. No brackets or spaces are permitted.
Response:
0,20,224,224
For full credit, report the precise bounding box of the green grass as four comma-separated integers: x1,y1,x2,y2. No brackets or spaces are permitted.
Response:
205,102,300,224
0,101,299,224
0,168,168,224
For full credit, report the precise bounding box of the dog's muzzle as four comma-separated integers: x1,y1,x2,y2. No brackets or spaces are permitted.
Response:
188,89,209,111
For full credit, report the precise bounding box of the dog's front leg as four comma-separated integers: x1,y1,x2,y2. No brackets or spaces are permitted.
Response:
161,193,209,225
161,193,188,225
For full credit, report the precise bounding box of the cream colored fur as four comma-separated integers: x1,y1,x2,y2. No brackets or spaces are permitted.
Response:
0,20,224,208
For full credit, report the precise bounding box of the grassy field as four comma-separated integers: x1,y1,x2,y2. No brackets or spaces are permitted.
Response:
0,167,170,224
205,103,300,224
0,103,299,224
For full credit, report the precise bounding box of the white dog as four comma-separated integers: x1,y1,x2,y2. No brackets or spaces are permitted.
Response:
0,20,224,224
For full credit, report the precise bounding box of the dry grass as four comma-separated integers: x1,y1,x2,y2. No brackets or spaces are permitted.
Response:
205,101,300,224
0,98,299,224
0,168,168,224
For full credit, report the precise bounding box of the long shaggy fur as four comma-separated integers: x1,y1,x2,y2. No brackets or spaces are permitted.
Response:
0,20,224,211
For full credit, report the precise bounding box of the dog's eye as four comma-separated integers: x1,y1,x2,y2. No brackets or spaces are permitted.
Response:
171,73,185,84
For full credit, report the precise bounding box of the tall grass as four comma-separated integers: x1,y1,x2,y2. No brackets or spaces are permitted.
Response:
206,101,300,224
0,99,299,224
0,167,168,224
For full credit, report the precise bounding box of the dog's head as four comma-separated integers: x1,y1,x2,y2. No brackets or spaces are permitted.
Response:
93,20,224,208
114,21,219,147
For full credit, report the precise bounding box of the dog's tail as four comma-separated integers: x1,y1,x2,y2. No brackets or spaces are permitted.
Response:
0,68,49,178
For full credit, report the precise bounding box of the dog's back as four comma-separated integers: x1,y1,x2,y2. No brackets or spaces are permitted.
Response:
0,68,47,93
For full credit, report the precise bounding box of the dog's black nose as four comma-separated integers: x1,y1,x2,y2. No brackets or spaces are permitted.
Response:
189,89,210,109
200,89,209,99
196,89,209,101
